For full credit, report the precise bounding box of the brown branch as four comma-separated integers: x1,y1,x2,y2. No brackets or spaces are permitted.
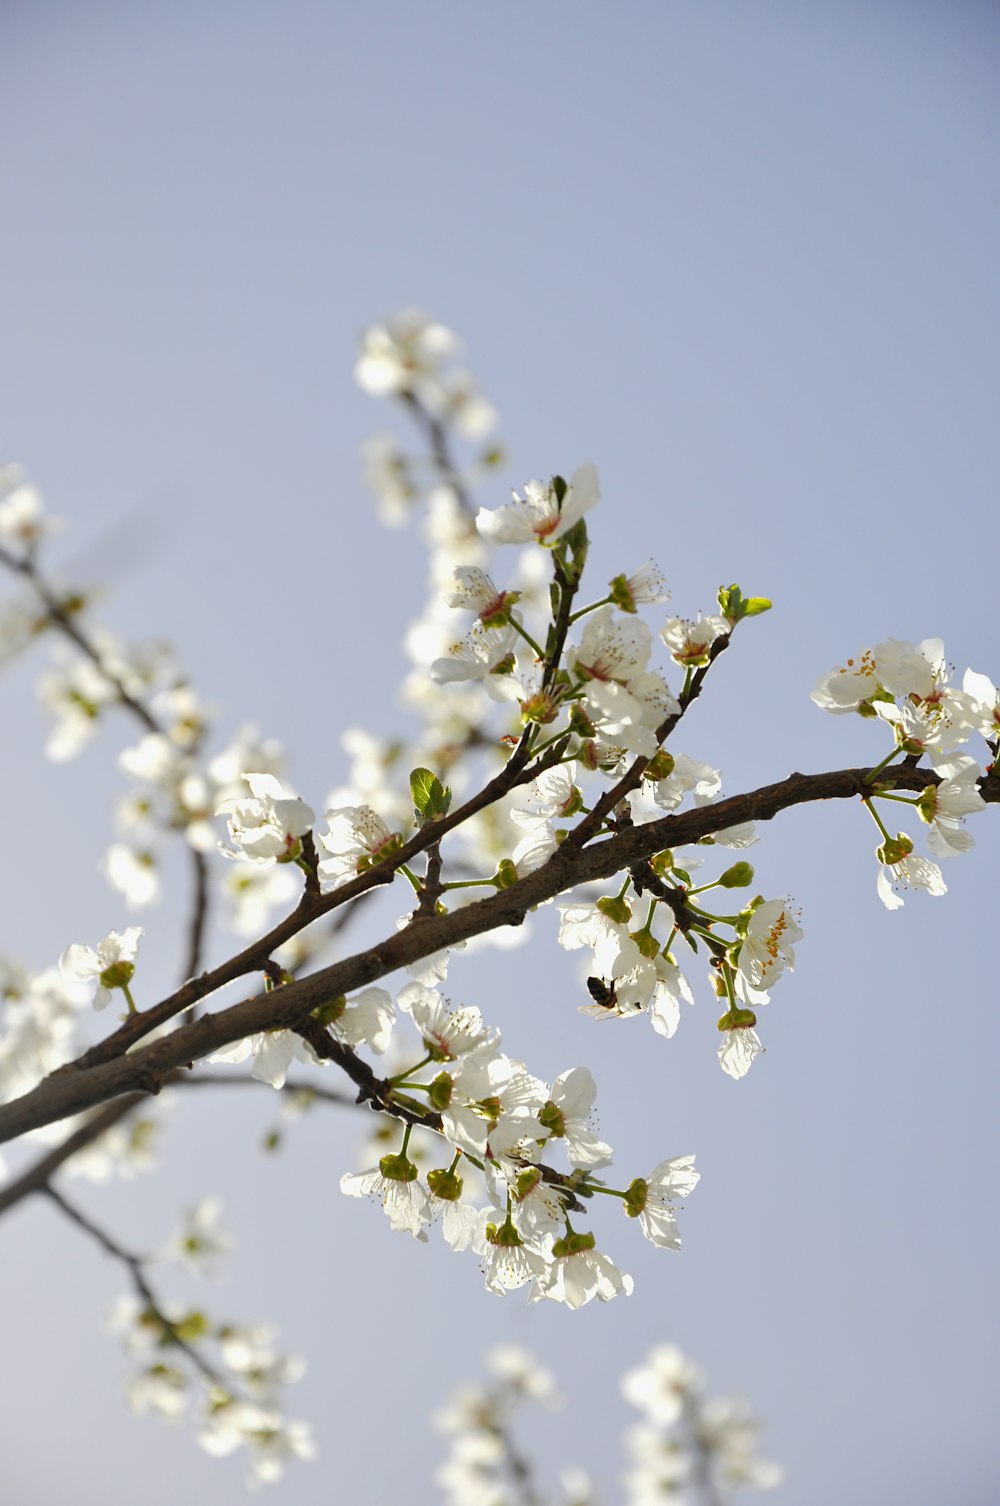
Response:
3,759,989,1147
0,1096,145,1216
182,848,210,981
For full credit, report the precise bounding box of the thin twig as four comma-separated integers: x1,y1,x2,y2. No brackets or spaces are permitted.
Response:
41,1184,224,1386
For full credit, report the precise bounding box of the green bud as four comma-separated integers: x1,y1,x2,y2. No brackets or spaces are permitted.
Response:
916,788,938,825
99,960,135,991
623,1177,649,1218
538,1100,566,1137
551,1230,595,1258
494,859,519,890
643,751,675,782
609,573,638,614
649,849,675,877
426,1072,455,1112
569,703,597,738
514,1166,543,1200
597,895,632,925
426,1167,463,1201
877,833,914,865
378,1152,419,1183
717,1007,757,1031
630,928,661,960
520,690,559,725
311,995,347,1027
718,861,755,889
485,1218,523,1249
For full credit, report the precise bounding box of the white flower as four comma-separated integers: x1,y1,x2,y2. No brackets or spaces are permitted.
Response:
629,1156,700,1250
125,1365,189,1421
102,844,160,910
327,986,396,1055
621,1343,704,1425
876,842,947,910
476,462,600,547
340,1159,431,1240
217,772,315,865
59,927,143,1011
0,476,59,547
430,621,521,701
355,309,458,398
661,614,729,667
810,646,883,714
718,1025,762,1080
579,932,654,1020
698,1396,784,1491
398,982,492,1061
615,560,670,608
529,1239,633,1308
557,903,625,954
737,898,802,992
164,1196,234,1277
221,863,299,937
37,655,117,761
652,753,722,812
317,804,399,889
873,637,945,699
569,605,652,685
511,762,580,830
921,757,987,857
444,566,511,621
486,1344,560,1405
442,1050,545,1159
963,668,1000,739
209,1029,317,1088
649,955,696,1039
540,1067,613,1169
479,1218,549,1294
362,432,417,526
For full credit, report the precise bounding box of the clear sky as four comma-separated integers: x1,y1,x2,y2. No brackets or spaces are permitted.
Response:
2,3,999,1502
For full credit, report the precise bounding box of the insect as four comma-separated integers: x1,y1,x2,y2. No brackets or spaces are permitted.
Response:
586,976,618,1010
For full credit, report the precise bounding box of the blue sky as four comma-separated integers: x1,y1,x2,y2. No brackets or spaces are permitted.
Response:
2,4,999,1502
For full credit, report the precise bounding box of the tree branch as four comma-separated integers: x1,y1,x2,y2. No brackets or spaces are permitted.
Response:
3,759,987,1146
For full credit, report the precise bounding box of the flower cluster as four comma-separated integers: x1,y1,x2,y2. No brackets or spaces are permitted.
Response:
432,1343,781,1506
813,641,995,907
621,1344,783,1500
106,1198,314,1489
318,979,698,1306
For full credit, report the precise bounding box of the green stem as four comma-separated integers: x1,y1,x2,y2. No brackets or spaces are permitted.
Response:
399,864,422,892
567,595,613,625
388,1053,434,1085
508,617,545,659
120,983,137,1015
861,796,892,843
863,749,902,785
442,877,496,891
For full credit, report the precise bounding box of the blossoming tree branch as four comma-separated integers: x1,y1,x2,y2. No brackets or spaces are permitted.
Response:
1,311,997,1488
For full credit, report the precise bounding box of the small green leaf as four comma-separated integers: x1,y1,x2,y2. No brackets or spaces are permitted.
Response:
410,767,452,820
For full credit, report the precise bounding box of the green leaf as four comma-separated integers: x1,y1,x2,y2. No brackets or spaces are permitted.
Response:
409,767,452,820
